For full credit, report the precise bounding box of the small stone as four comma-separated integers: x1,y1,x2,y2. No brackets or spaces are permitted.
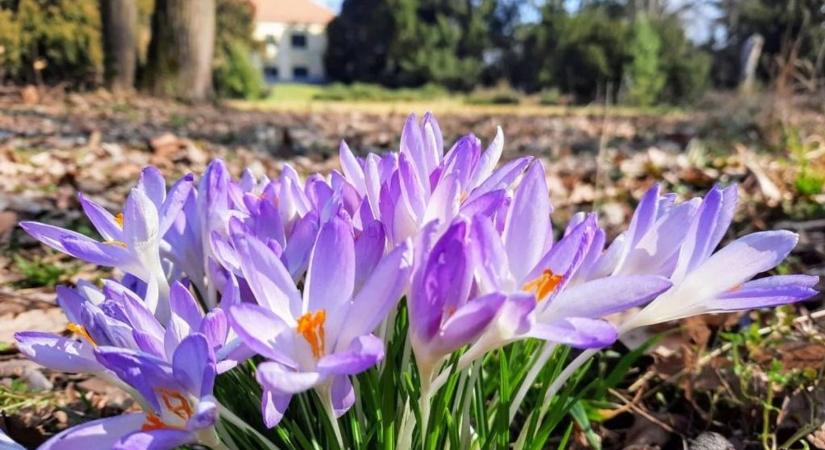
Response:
690,432,736,450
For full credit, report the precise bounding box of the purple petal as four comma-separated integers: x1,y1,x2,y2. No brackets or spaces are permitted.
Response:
15,332,99,373
94,347,178,411
200,309,229,353
337,240,412,345
709,274,819,311
256,362,322,394
122,188,159,249
38,413,146,450
469,216,512,293
158,173,194,236
354,220,386,292
77,193,123,242
340,141,367,195
438,292,506,352
681,230,800,300
169,281,203,330
411,221,473,341
545,275,672,319
282,212,320,279
305,215,355,311
331,375,355,418
226,304,296,368
468,126,503,189
232,226,302,320
262,389,291,428
317,334,384,375
61,235,131,267
137,166,166,208
172,334,215,397
503,161,552,282
113,429,193,450
528,317,618,348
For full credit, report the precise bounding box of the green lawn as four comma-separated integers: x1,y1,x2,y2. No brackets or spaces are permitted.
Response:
230,82,686,118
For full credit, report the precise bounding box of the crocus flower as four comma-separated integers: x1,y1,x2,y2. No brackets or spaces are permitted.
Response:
619,185,818,332
342,113,527,245
21,167,192,320
463,212,672,363
408,219,507,381
226,214,412,426
38,333,221,450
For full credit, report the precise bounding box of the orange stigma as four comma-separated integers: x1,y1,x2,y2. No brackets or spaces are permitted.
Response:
141,413,166,431
67,323,97,347
114,212,124,228
522,269,564,302
297,310,326,358
158,389,193,421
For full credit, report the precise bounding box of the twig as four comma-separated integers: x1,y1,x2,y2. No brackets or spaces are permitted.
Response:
608,388,679,436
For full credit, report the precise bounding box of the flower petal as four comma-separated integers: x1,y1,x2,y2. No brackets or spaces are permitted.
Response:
528,317,618,348
38,413,146,450
256,362,322,394
227,303,296,368
317,334,384,376
503,161,551,282
15,332,99,373
305,215,356,312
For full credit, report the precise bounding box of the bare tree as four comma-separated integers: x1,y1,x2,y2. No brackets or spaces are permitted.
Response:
144,0,216,100
99,0,138,91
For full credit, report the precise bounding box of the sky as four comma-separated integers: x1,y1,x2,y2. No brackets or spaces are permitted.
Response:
317,0,721,44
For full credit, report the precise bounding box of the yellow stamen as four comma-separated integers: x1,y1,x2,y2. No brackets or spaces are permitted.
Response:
297,310,326,359
104,239,127,248
522,269,564,302
67,323,97,347
157,388,194,421
114,212,124,228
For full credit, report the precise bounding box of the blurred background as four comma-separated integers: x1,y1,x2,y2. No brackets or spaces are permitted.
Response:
0,0,825,448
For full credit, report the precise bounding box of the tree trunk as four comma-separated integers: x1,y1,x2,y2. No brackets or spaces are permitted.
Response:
99,0,138,92
145,0,216,100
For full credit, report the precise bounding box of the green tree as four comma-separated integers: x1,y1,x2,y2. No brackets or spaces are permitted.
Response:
626,15,664,105
212,0,265,99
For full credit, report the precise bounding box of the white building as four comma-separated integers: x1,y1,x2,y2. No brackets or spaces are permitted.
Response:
250,0,335,84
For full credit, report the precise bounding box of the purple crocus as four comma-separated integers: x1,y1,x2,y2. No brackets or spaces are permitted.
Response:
38,333,221,450
20,167,193,321
342,113,526,245
408,219,507,380
619,185,818,332
225,214,412,427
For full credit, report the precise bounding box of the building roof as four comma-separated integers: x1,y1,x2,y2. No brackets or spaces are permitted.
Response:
251,0,335,25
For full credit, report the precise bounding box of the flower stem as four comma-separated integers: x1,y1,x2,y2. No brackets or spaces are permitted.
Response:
537,348,597,421
509,343,556,424
217,402,279,450
319,387,345,450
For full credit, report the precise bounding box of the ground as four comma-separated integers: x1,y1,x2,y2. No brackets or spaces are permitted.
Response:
0,85,823,449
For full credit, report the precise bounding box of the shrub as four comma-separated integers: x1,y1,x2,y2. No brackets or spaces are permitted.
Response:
214,40,266,100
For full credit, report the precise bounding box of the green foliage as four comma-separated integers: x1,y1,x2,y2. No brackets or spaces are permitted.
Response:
213,0,266,99
716,0,825,87
13,254,68,288
0,0,102,85
652,15,711,104
626,15,664,106
464,83,522,105
214,40,266,100
312,82,447,102
326,0,500,91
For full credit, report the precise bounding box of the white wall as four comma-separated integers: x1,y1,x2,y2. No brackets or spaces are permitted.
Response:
254,21,328,83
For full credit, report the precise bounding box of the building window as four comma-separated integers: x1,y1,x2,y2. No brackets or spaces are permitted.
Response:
293,66,309,79
291,33,307,48
264,66,279,81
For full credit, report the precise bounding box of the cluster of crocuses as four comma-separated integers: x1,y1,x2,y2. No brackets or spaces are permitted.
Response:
12,113,818,450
